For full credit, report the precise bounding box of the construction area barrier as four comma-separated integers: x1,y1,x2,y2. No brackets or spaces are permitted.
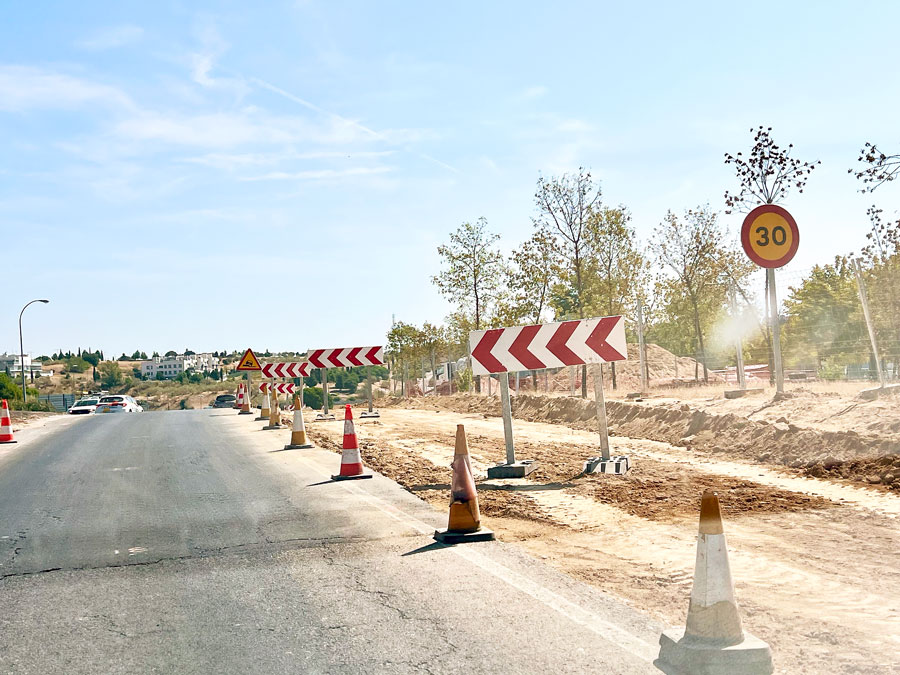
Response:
284,394,313,449
331,405,371,481
239,384,252,415
434,424,493,544
0,400,16,444
263,388,282,430
256,384,270,421
655,491,773,674
233,383,243,409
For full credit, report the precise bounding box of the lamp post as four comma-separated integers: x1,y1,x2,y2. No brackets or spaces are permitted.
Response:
19,299,49,403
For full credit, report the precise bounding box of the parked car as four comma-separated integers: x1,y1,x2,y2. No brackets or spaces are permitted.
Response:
212,394,236,408
67,398,100,415
95,395,142,413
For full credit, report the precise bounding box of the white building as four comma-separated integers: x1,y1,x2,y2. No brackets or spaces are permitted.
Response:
140,353,219,380
0,353,44,378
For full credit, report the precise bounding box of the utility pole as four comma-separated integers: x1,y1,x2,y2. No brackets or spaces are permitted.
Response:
853,258,886,388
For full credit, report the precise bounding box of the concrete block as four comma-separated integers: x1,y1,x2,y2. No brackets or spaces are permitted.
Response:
724,388,765,399
655,627,773,675
584,455,631,475
486,460,537,479
433,528,495,544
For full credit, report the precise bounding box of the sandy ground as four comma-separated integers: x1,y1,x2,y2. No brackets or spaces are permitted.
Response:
297,402,900,675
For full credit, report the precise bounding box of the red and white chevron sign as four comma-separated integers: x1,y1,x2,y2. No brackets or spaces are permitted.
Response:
261,362,310,379
307,346,384,369
469,315,627,376
259,382,296,394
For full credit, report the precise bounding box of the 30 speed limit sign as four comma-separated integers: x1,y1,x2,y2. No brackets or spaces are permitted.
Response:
741,204,799,268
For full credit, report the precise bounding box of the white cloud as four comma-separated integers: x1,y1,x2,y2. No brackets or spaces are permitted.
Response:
181,149,394,170
241,166,392,182
76,25,144,51
520,85,548,100
0,66,133,111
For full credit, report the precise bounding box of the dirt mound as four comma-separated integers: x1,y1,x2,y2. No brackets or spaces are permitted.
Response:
380,393,900,491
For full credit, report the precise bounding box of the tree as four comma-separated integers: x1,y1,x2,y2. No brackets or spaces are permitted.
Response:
82,352,100,380
433,218,504,333
724,126,820,384
583,206,647,388
781,258,867,369
433,218,504,392
724,126,820,214
99,361,124,388
652,207,735,382
164,350,177,357
535,168,603,396
498,227,560,388
386,321,424,396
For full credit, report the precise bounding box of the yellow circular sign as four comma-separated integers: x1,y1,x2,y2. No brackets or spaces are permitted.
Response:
741,205,799,268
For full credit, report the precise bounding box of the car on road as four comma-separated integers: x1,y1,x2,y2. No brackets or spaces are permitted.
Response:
95,395,143,414
211,394,236,408
67,397,100,414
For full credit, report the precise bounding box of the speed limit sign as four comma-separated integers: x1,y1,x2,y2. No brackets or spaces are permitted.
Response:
741,204,799,268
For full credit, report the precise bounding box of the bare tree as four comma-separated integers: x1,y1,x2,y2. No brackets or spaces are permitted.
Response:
850,142,900,192
534,168,602,397
724,126,820,213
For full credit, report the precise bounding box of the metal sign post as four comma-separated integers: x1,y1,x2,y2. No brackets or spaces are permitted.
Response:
854,258,886,389
636,302,648,393
360,373,380,419
767,268,784,394
592,363,611,461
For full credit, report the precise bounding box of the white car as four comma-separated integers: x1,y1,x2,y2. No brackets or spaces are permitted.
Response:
95,395,142,413
67,397,100,415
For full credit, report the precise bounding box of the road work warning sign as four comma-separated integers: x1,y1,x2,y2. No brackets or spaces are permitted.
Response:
236,348,262,371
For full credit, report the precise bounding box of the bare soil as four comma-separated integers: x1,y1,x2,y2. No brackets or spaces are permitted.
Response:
295,396,900,675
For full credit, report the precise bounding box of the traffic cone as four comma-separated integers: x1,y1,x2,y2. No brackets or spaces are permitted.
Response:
434,424,493,543
233,383,243,409
655,491,773,674
0,400,16,444
331,405,371,481
264,388,282,430
285,393,313,449
257,383,270,421
239,383,252,415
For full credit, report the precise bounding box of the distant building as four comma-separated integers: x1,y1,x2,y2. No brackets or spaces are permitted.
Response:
0,353,44,378
140,353,219,379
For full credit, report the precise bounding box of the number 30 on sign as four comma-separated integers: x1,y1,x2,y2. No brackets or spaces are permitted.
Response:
741,204,799,269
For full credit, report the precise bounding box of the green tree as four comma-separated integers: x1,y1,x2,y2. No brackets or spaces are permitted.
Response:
782,257,867,368
652,206,736,382
99,361,124,388
82,352,100,380
0,372,22,400
535,167,603,396
583,206,647,388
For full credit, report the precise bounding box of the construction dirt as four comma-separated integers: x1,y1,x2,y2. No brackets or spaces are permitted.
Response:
297,391,900,675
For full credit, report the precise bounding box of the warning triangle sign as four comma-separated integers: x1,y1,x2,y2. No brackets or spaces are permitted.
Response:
235,348,262,371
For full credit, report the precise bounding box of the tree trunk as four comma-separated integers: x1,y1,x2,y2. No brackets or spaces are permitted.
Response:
690,296,708,383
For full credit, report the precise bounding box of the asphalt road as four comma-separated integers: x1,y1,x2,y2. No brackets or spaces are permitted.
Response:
0,409,663,674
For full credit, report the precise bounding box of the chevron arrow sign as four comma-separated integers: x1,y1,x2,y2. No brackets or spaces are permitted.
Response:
259,382,296,394
469,316,627,376
261,362,310,379
307,346,385,369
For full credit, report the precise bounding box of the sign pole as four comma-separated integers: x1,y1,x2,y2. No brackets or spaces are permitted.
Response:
636,301,648,393
321,368,329,414
767,268,784,394
592,363,611,461
854,258,886,388
732,288,747,390
499,374,516,466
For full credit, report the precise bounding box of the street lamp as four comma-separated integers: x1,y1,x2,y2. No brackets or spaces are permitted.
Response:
19,299,49,403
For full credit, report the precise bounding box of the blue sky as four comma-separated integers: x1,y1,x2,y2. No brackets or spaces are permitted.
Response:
2,1,899,358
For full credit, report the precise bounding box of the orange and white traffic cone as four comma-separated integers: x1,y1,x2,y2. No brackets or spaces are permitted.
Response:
331,405,372,481
264,388,282,430
0,400,16,444
257,383,271,421
233,383,243,409
239,383,252,415
656,491,773,674
285,393,313,449
434,424,493,543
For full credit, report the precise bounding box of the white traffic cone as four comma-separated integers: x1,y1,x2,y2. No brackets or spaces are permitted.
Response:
285,393,313,449
331,406,371,481
656,490,773,674
0,400,16,444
